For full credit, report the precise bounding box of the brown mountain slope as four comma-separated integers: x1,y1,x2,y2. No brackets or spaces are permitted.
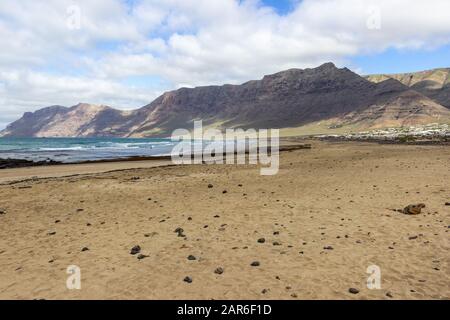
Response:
329,85,450,130
366,68,450,108
1,63,449,138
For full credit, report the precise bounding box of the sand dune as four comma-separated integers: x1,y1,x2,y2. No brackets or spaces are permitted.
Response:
0,141,448,299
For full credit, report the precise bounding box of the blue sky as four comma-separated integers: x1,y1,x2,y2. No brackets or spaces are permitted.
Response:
0,0,450,129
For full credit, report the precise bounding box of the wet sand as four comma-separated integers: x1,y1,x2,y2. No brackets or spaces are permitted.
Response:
0,141,448,299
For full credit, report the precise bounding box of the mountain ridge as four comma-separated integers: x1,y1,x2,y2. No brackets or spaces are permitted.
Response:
2,63,450,138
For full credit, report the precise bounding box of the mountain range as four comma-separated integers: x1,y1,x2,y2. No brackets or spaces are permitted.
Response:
1,63,449,138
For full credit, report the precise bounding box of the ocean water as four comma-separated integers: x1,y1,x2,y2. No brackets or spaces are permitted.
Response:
0,137,177,163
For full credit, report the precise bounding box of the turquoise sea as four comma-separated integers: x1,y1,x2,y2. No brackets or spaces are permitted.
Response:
0,137,176,163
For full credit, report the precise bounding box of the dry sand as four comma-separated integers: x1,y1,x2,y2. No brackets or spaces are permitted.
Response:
0,141,448,300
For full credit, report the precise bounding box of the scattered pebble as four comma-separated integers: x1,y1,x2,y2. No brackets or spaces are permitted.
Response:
130,245,141,255
81,247,89,252
137,254,149,260
386,292,393,298
208,184,213,188
323,246,334,250
47,231,56,236
348,288,359,294
402,203,426,215
187,255,196,261
174,227,186,237
183,276,193,283
214,267,224,275
250,261,260,267
257,238,266,244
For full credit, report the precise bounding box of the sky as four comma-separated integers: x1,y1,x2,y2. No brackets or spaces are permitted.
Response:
1,0,450,129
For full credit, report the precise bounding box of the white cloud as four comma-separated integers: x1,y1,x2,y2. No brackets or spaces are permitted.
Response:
1,0,450,128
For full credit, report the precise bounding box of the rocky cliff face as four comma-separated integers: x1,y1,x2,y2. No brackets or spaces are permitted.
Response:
2,63,450,138
366,68,450,108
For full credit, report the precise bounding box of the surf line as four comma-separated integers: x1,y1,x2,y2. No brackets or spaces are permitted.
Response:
170,120,279,176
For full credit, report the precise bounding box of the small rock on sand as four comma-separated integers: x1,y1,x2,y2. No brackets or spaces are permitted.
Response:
445,202,450,206
137,254,149,260
208,184,213,188
402,204,426,215
187,255,197,261
214,267,224,275
349,288,359,294
323,246,334,250
130,245,141,255
0,209,6,215
257,238,266,244
183,276,193,283
250,261,260,267
81,247,89,252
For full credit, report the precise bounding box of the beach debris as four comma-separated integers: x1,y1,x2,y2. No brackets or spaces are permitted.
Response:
208,184,214,188
408,235,418,240
76,209,84,212
187,255,196,261
348,288,359,294
250,261,260,267
222,190,228,194
130,245,141,255
257,238,266,244
323,246,334,250
47,231,56,236
174,227,186,237
55,220,61,223
137,254,149,260
183,276,193,283
214,267,224,275
81,247,89,252
402,204,426,215
273,241,282,246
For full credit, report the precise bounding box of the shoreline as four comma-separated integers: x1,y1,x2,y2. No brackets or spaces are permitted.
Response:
0,143,312,184
0,140,448,299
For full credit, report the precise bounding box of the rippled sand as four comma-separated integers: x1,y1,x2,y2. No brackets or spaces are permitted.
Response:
0,141,448,299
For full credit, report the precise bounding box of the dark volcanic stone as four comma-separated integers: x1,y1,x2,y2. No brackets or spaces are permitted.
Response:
214,267,224,275
187,255,197,261
183,276,193,283
130,245,141,255
349,288,359,294
81,247,89,252
257,238,266,244
250,261,260,267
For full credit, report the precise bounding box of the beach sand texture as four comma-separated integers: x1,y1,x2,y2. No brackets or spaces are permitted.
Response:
0,141,448,299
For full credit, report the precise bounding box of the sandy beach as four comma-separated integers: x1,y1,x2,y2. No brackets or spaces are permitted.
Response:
0,140,448,300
